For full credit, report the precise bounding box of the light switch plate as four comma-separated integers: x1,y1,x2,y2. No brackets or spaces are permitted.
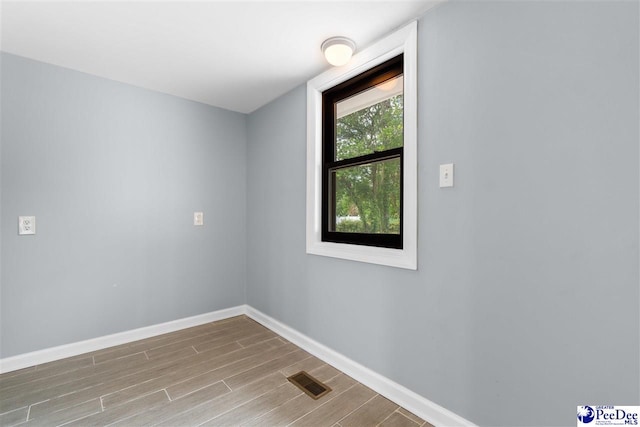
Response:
19,216,36,235
194,212,204,226
439,163,454,188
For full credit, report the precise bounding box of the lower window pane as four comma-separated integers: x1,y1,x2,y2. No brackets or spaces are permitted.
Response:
331,158,401,234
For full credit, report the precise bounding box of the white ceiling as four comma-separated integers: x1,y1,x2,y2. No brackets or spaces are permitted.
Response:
0,1,442,114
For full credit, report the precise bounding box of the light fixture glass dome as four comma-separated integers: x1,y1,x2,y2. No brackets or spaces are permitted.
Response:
321,37,356,66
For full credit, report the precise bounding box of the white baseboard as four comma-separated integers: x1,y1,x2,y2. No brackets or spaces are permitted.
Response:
245,306,476,427
0,305,246,374
1,304,473,427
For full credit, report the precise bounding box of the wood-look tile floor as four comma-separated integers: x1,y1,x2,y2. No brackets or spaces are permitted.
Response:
0,316,433,427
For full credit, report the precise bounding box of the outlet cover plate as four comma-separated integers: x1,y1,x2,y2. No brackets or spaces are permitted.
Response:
19,216,36,235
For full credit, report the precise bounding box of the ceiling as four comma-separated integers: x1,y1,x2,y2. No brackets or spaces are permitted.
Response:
0,1,442,114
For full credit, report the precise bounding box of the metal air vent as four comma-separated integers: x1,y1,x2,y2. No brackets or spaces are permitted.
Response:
287,371,331,400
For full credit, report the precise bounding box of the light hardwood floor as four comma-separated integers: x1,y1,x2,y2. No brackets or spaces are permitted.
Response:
0,316,432,427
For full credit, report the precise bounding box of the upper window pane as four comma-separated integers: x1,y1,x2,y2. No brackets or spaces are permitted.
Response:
335,75,404,161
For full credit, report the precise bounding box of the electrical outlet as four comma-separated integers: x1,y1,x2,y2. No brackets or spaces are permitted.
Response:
194,212,204,226
19,216,36,235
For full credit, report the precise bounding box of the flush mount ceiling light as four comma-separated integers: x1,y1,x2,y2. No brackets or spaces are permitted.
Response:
321,37,356,66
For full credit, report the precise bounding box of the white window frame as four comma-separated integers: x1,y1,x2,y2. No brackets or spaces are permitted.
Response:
306,21,417,270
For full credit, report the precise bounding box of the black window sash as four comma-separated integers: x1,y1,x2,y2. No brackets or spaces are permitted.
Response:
321,54,404,250
323,149,404,249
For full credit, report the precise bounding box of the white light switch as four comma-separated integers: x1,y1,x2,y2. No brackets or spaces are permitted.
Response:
194,212,204,226
19,216,36,235
439,163,454,188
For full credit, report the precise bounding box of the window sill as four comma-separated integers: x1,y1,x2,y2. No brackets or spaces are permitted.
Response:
307,240,417,270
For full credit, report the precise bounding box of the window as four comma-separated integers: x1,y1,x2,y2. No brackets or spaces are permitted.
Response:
306,22,417,270
322,55,404,249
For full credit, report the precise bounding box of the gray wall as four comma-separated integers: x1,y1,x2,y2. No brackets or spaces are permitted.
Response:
246,1,639,426
1,53,247,358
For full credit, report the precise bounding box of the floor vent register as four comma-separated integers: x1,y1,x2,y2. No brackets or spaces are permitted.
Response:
287,371,332,400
